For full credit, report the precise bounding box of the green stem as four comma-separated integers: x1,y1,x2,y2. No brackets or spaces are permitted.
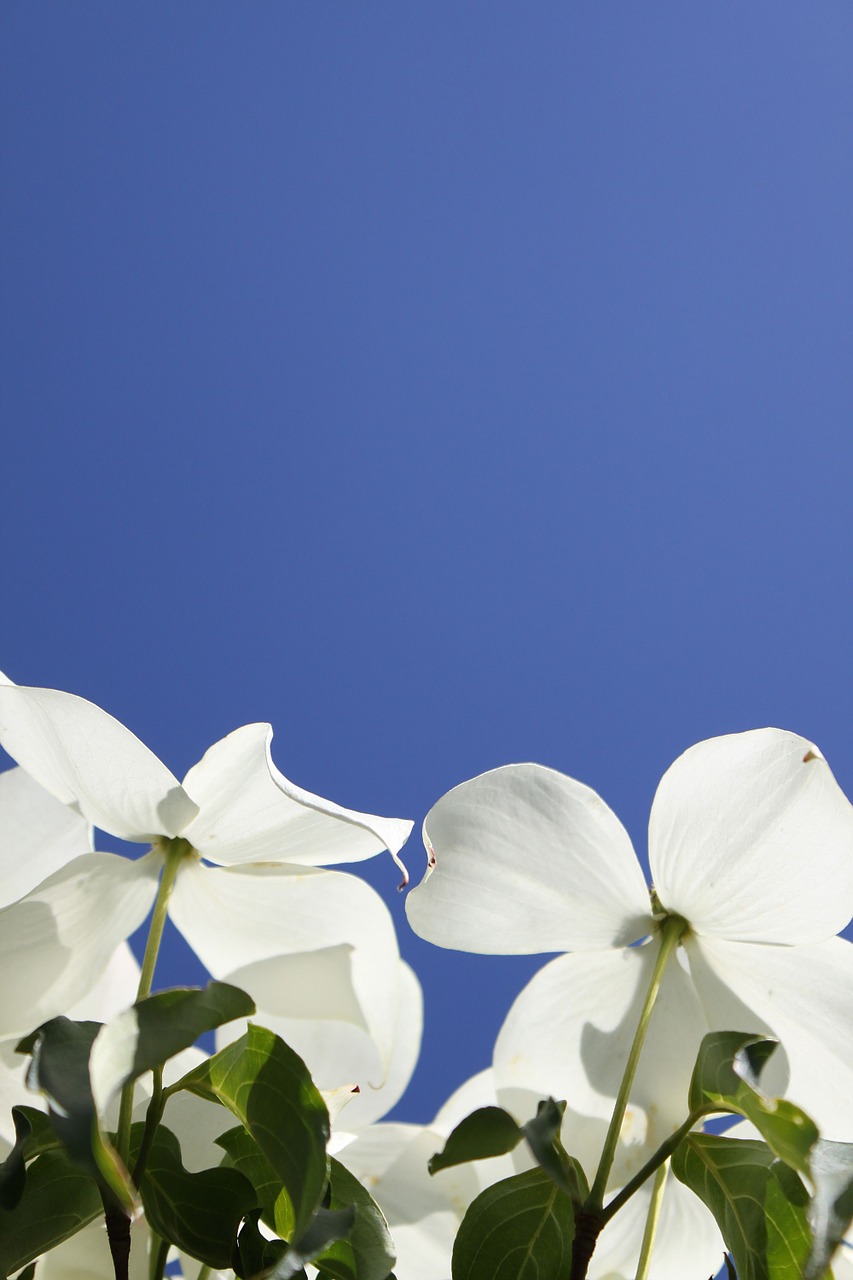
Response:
634,1160,668,1280
148,1234,169,1280
195,1268,211,1280
600,1109,705,1223
131,1066,164,1184
586,915,686,1212
115,839,190,1164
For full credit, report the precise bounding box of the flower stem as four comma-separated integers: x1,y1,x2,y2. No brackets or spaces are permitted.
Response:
148,1234,169,1280
114,838,190,1165
585,914,686,1212
634,1160,668,1280
600,1109,704,1223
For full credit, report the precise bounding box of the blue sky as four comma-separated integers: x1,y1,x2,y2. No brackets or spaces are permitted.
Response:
2,3,853,1124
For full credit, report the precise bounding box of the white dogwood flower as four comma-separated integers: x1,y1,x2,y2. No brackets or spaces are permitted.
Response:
0,675,413,1069
407,731,853,1141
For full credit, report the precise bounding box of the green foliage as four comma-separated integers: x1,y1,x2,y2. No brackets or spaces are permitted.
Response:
173,1023,331,1238
689,1032,818,1176
0,1148,101,1276
451,1168,575,1280
672,1134,812,1280
131,1121,257,1270
311,1158,396,1280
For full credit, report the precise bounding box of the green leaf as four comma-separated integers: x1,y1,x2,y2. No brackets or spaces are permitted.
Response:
17,1017,135,1211
672,1133,811,1280
689,1032,818,1177
131,1122,257,1270
452,1168,575,1280
0,1109,35,1211
312,1158,396,1280
232,1209,288,1279
90,981,256,1101
0,1148,102,1275
804,1139,853,1280
268,1207,357,1280
216,1123,295,1238
429,1107,524,1175
173,1023,330,1238
521,1100,589,1204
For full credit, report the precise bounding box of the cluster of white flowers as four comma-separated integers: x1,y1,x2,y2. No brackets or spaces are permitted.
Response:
2,672,853,1280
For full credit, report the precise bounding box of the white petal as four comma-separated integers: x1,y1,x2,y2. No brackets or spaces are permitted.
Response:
650,730,853,943
0,1035,38,1146
170,861,401,1077
0,852,159,1038
432,1068,499,1132
0,766,93,907
0,681,198,841
336,1122,478,1280
686,934,853,1139
181,723,413,880
66,942,140,1022
493,943,709,1189
406,764,652,954
591,1165,724,1280
218,959,422,1129
35,1216,151,1280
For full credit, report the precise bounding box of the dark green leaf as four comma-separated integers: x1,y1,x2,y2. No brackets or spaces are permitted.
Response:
672,1133,811,1280
216,1123,288,1235
133,1122,257,1270
0,1148,101,1275
268,1207,356,1280
429,1107,524,1175
91,982,256,1096
521,1099,589,1204
452,1168,575,1280
11,1265,36,1280
689,1032,818,1177
0,1109,34,1210
17,1017,134,1211
232,1209,287,1279
804,1139,853,1280
312,1158,396,1280
173,1023,330,1238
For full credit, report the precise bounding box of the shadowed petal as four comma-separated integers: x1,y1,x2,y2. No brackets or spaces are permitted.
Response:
0,679,198,840
650,730,853,943
686,933,853,1139
493,943,709,1189
0,766,93,907
217,959,422,1129
180,723,412,879
0,853,159,1039
406,764,652,954
170,860,401,1076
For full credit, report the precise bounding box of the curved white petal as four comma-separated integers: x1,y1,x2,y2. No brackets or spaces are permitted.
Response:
686,934,853,1139
336,1123,479,1280
218,959,422,1129
493,943,709,1189
432,1068,499,1133
406,764,652,954
66,942,140,1022
0,852,159,1038
181,723,413,880
0,682,198,841
0,1035,35,1145
650,730,853,943
0,766,93,906
170,861,401,1077
591,1165,724,1280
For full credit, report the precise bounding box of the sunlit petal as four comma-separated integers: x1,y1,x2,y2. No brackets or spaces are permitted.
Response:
406,764,652,954
0,679,198,840
170,861,401,1076
493,943,709,1188
35,1216,151,1280
181,723,413,879
0,852,159,1038
686,933,853,1138
218,960,422,1129
0,766,93,906
591,1165,724,1280
650,730,853,943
